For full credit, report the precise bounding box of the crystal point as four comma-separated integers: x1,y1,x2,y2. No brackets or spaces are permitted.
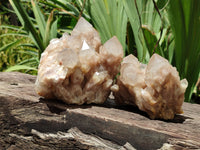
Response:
35,17,123,104
113,54,188,120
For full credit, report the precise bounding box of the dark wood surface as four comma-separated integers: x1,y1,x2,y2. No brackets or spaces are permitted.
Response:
0,72,199,150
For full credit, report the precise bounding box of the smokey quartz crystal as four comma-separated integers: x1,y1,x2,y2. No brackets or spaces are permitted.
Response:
112,54,188,120
35,17,123,104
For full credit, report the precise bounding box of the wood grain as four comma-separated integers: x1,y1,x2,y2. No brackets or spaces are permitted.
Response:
0,72,199,150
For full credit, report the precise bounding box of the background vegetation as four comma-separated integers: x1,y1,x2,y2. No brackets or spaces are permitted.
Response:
0,0,200,103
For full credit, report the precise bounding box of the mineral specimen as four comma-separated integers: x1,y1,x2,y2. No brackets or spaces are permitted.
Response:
112,54,188,120
35,17,123,105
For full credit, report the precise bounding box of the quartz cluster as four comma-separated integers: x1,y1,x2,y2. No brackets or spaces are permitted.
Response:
112,54,188,119
35,17,123,104
35,17,188,120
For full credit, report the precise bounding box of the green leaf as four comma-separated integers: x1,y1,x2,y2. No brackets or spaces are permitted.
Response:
167,38,174,64
50,19,58,40
0,33,29,38
142,26,164,57
39,0,62,9
156,0,168,10
17,49,38,57
123,0,168,63
168,0,200,101
0,24,26,32
123,0,148,62
5,65,37,72
127,22,136,55
0,39,23,52
17,57,39,65
17,43,37,49
48,0,80,17
44,10,57,47
0,5,15,14
9,0,45,57
89,0,127,54
31,0,46,40
142,26,157,56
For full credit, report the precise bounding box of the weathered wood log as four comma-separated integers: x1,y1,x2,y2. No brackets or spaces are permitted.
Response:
0,72,200,150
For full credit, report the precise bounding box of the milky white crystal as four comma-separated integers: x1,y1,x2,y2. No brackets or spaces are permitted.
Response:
35,17,123,104
112,54,188,120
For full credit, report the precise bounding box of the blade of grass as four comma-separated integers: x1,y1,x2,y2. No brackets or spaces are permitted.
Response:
9,0,45,57
0,24,26,33
17,43,37,49
5,65,37,72
44,10,56,47
89,0,127,54
0,39,24,52
31,0,46,40
168,0,200,101
142,26,164,56
48,0,80,17
89,0,112,43
127,22,136,55
123,0,145,61
39,0,62,9
17,57,39,65
123,0,168,63
18,50,38,57
0,33,29,38
50,19,58,40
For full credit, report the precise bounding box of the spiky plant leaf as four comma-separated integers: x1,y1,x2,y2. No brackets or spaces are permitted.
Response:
9,0,45,57
5,65,37,72
89,0,127,55
168,0,200,101
0,39,24,52
31,0,46,40
123,0,169,63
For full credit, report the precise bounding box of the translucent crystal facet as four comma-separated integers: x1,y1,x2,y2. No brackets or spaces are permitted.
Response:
35,17,123,105
113,54,188,120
